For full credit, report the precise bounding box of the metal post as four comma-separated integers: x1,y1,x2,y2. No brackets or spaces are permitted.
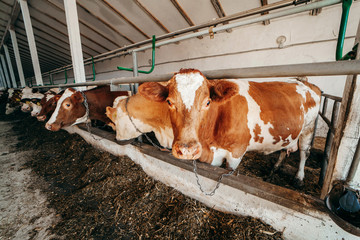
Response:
3,45,17,88
131,51,142,143
132,51,139,93
0,55,12,88
19,0,43,86
64,0,86,90
0,67,7,88
9,28,25,87
0,62,9,88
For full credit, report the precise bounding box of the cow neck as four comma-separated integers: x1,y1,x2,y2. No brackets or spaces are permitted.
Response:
80,91,90,121
125,96,170,151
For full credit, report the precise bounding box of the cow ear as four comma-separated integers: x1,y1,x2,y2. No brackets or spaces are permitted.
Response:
71,92,84,103
209,80,239,103
138,82,168,102
106,106,116,122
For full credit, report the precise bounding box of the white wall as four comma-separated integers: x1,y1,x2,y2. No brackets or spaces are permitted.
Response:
48,3,360,136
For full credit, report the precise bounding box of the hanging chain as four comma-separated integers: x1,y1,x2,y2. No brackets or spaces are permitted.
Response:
193,160,235,196
125,97,170,151
80,91,101,141
124,96,231,195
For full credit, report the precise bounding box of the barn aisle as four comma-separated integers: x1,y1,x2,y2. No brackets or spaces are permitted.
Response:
0,120,59,240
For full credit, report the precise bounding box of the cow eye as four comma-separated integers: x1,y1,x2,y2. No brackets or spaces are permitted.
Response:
206,100,210,106
166,99,172,106
66,104,70,107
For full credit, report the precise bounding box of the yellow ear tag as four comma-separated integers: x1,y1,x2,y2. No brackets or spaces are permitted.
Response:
16,99,20,102
37,102,41,106
26,101,30,104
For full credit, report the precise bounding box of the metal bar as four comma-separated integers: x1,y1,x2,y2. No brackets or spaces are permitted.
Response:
19,0,43,86
31,60,360,89
260,0,271,25
347,138,360,183
0,54,12,87
133,0,342,53
64,0,86,87
39,0,298,77
319,112,331,127
0,62,10,88
322,97,329,116
3,45,17,88
322,93,342,102
118,35,156,74
0,1,20,50
336,0,352,60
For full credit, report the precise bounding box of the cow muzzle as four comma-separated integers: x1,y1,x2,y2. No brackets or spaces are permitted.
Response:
37,115,46,122
45,122,60,131
172,141,202,160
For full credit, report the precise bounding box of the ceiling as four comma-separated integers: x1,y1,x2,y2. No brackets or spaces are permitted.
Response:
0,0,290,79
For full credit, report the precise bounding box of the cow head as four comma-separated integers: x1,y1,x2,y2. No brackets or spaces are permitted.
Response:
37,94,62,122
45,88,86,131
30,100,42,117
139,69,238,160
105,95,151,141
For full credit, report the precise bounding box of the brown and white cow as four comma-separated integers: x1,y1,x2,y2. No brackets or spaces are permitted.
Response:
45,85,129,131
37,92,63,121
20,87,44,112
106,93,173,148
5,88,22,115
29,88,62,118
138,69,321,186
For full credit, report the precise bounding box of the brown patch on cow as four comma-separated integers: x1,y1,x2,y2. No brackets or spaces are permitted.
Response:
199,94,251,162
304,91,316,113
139,82,169,102
209,80,239,103
118,93,172,133
253,124,264,143
249,82,305,145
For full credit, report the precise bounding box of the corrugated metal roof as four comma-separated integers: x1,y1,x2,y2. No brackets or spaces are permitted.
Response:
0,0,287,79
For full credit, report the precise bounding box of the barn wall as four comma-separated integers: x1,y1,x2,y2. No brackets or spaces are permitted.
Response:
48,3,360,137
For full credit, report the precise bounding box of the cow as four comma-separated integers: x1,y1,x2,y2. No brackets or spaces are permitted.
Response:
105,93,173,148
30,88,62,118
5,88,22,115
37,92,63,121
20,87,44,112
45,85,129,131
138,69,321,187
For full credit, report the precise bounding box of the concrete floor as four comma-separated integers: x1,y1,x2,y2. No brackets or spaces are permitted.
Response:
0,120,59,240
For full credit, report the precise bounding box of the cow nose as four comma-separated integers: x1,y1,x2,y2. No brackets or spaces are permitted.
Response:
45,123,52,130
172,141,202,160
37,115,46,121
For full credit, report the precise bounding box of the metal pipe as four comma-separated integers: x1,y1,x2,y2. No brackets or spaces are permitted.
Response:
118,35,156,74
92,56,96,81
37,0,307,78
347,138,360,183
31,60,360,89
336,0,353,60
133,0,342,54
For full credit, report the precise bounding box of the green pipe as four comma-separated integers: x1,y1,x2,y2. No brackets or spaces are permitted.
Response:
336,0,352,61
64,69,68,84
117,35,156,74
92,56,96,81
